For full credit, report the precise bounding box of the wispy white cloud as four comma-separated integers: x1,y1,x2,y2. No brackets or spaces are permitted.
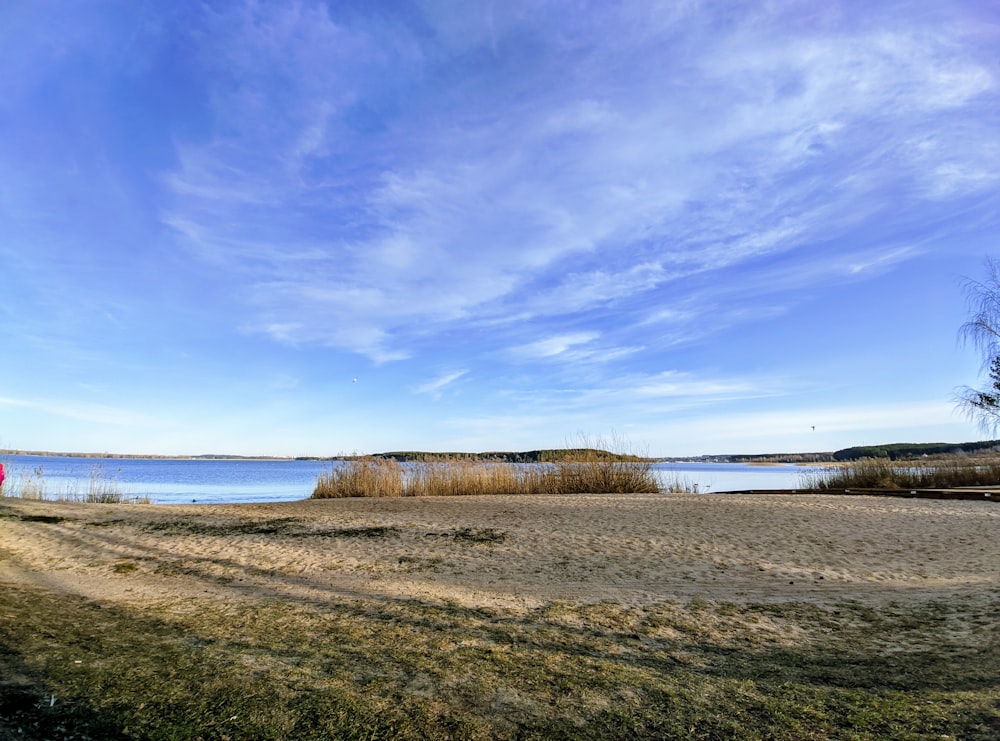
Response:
429,366,808,453
846,247,920,276
414,370,469,397
159,1,997,368
503,329,641,366
632,372,763,400
0,396,161,427
143,0,1000,451
485,369,796,423
510,333,600,360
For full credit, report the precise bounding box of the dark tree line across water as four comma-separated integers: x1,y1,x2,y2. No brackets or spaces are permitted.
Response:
363,448,645,463
363,443,1000,464
830,439,1000,461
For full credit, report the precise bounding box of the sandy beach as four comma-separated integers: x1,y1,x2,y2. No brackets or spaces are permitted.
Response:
1,492,996,612
2,492,999,738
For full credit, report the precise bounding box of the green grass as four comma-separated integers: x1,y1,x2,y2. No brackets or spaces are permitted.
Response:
0,585,996,739
313,455,665,498
807,456,1000,490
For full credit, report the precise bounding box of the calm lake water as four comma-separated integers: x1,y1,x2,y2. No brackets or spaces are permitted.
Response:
0,455,816,505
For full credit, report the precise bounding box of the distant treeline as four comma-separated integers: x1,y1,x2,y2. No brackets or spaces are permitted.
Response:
0,450,297,461
831,440,1000,461
680,440,1000,464
724,452,834,464
0,450,186,460
1,448,640,463
366,449,644,463
9,441,1000,464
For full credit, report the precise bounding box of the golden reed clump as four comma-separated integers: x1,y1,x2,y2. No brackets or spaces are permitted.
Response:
809,455,1000,489
312,455,664,498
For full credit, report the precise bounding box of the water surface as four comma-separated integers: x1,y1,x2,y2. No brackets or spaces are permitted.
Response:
1,455,816,505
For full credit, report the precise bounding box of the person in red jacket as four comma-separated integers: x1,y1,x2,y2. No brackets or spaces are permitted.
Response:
0,463,5,489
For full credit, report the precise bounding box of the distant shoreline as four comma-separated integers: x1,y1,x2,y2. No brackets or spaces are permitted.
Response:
0,450,310,462
3,438,999,464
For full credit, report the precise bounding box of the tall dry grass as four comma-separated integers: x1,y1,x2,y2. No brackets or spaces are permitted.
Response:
312,457,406,498
544,455,662,495
0,462,147,503
407,460,549,496
808,456,1000,490
2,462,46,500
313,454,665,498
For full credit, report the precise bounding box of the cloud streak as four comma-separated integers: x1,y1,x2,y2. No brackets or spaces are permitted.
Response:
157,1,997,368
414,370,469,397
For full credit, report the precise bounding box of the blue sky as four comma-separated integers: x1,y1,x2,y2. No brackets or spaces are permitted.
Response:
2,1,998,457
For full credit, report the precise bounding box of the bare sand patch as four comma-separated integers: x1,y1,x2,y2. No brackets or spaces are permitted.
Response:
1,493,995,613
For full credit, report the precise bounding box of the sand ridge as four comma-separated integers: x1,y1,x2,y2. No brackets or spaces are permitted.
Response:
0,493,997,613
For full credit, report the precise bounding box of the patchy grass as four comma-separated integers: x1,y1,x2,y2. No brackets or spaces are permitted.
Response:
807,456,1000,489
135,518,402,539
448,527,507,544
139,517,307,537
14,513,72,524
333,525,402,539
313,456,664,498
132,517,501,543
0,584,996,740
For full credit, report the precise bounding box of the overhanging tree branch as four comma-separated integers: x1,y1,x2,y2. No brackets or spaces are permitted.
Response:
956,259,1000,432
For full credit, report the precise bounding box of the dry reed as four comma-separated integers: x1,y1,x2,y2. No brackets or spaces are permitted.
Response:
312,457,406,498
0,463,147,504
313,455,664,498
809,455,1000,490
